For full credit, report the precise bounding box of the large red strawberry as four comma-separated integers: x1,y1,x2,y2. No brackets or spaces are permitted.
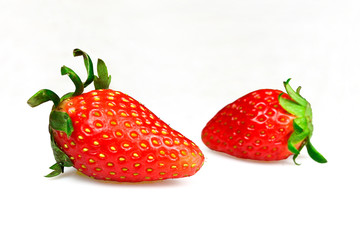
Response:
28,49,204,182
201,79,326,164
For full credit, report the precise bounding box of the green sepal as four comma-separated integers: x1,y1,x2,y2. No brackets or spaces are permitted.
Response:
283,78,308,106
306,140,327,163
49,111,74,137
94,58,111,90
293,118,305,132
50,135,73,167
73,48,94,88
287,117,310,155
278,93,306,117
287,130,307,154
59,92,74,102
287,135,300,155
45,134,73,177
279,79,327,164
28,49,113,178
45,163,63,177
27,89,60,108
60,66,84,97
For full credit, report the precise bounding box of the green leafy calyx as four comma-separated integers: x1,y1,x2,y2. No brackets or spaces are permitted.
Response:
94,58,111,90
278,78,327,164
27,49,112,177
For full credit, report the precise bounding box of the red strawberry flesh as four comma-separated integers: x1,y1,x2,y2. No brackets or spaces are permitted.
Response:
202,79,327,164
53,89,204,182
202,89,297,160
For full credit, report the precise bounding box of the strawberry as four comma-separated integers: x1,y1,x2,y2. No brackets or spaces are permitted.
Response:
201,79,326,164
28,49,204,182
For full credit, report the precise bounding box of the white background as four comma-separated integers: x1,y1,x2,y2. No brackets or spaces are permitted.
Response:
1,0,359,239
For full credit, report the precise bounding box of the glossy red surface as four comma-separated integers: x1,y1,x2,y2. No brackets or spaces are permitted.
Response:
53,89,204,182
202,89,297,160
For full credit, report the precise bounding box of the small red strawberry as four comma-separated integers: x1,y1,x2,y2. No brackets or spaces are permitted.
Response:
28,49,204,182
201,79,326,164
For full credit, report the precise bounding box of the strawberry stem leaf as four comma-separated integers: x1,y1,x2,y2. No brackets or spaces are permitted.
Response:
60,66,84,98
278,94,305,117
287,127,309,155
27,89,60,108
279,79,327,164
50,136,73,167
306,140,327,163
283,78,308,106
94,58,111,90
73,48,94,88
28,49,104,178
60,92,74,102
45,163,62,177
49,111,74,137
46,135,73,177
